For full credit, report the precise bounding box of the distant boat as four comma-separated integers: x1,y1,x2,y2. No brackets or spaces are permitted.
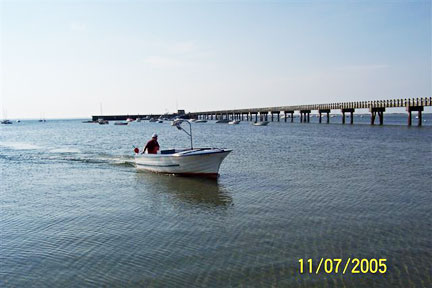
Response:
253,121,269,126
114,122,128,125
136,118,142,122
149,118,157,122
2,109,13,124
38,112,47,122
228,120,240,125
98,118,109,125
158,120,163,123
16,120,21,123
126,118,135,122
215,119,229,123
195,120,207,123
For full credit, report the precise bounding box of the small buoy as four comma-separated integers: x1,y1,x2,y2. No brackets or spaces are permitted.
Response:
134,147,139,154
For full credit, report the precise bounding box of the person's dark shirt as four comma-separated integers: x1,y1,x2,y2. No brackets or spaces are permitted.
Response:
144,139,159,154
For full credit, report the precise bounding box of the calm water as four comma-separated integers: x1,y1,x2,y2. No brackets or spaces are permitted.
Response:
1,116,431,287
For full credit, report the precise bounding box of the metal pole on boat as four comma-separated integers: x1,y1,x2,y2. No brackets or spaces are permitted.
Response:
174,119,193,149
188,121,193,149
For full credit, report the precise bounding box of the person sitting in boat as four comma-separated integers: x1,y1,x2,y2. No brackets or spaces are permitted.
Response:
142,133,160,154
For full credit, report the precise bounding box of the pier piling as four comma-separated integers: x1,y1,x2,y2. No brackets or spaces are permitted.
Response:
370,107,385,125
342,108,355,124
300,110,311,123
407,106,424,126
318,109,330,124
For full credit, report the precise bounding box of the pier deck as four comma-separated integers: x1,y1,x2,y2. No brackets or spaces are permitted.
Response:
190,97,431,126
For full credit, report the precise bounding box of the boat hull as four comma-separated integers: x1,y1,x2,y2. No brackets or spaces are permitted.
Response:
135,149,231,177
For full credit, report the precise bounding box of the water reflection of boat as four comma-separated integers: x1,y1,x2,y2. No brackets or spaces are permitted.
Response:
135,173,233,206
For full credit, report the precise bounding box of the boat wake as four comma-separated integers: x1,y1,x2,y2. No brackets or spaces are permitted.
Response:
0,142,135,168
50,153,135,167
0,141,43,150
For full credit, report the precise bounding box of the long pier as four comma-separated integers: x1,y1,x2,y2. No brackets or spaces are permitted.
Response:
190,97,431,126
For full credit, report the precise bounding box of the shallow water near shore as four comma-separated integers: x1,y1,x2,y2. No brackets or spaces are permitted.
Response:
1,116,431,287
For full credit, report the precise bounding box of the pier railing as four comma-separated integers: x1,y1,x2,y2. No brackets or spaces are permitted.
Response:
193,97,431,114
190,97,431,126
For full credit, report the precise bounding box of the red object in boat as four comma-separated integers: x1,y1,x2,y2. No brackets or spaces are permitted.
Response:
134,147,139,154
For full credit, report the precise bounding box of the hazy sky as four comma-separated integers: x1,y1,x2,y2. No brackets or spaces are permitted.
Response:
1,0,431,119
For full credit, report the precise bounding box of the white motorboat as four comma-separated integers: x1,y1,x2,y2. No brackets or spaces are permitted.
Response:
228,120,240,125
253,121,269,126
135,148,231,177
126,118,135,122
134,119,231,177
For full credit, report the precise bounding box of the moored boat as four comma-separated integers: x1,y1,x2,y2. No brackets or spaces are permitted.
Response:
228,120,240,125
1,120,13,124
215,119,229,123
98,118,109,125
253,121,269,126
114,122,128,125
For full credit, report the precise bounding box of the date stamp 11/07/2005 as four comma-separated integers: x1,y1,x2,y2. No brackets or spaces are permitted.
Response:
298,258,387,275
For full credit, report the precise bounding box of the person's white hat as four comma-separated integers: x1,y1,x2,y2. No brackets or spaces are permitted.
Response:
152,133,158,138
